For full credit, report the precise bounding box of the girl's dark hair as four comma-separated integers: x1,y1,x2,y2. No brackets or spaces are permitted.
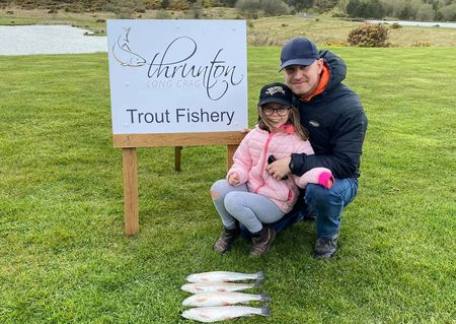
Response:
257,105,309,141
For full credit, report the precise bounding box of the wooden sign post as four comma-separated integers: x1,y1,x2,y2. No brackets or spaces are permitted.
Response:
107,20,248,235
114,133,244,235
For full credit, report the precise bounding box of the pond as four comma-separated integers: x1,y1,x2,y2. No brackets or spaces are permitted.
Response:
0,25,107,56
366,19,456,29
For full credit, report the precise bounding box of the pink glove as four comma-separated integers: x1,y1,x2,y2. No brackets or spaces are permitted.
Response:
318,171,334,189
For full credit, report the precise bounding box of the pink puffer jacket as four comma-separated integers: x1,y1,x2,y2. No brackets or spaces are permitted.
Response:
227,125,333,213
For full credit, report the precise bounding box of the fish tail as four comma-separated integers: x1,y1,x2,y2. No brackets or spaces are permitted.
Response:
255,271,265,285
260,294,271,303
260,305,271,317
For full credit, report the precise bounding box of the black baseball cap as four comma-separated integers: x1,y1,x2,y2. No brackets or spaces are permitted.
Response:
258,82,293,107
280,37,319,70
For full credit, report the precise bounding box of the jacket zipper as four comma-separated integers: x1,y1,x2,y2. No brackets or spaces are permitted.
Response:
253,132,274,193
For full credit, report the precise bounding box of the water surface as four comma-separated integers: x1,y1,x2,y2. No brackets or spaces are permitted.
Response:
0,25,107,56
367,20,456,29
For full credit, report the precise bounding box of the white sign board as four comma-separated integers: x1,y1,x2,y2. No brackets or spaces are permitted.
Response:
107,20,248,135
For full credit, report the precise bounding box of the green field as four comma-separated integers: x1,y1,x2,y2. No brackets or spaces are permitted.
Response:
1,47,455,323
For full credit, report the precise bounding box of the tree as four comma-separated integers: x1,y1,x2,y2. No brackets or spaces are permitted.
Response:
337,0,350,12
314,0,338,12
262,0,289,15
439,3,456,20
219,0,238,6
416,3,435,20
161,0,170,8
367,0,385,18
346,0,384,19
346,0,361,17
287,0,314,11
235,0,261,16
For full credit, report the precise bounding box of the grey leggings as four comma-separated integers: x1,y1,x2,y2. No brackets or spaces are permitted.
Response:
210,179,285,233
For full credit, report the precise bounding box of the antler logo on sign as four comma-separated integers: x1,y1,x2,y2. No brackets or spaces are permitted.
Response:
107,20,248,135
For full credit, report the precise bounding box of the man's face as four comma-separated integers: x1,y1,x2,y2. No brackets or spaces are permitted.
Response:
283,59,323,97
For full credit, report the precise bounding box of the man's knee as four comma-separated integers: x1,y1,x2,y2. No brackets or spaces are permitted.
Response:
305,184,342,206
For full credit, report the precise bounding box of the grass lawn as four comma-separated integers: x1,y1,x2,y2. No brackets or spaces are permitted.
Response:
1,47,455,323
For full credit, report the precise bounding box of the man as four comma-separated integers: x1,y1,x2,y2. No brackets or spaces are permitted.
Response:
267,37,368,258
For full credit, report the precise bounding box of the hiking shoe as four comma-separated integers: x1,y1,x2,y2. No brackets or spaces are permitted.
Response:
250,226,276,257
314,236,338,259
214,227,239,254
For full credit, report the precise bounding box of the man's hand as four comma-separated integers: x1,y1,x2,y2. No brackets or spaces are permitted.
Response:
228,173,240,186
266,156,291,180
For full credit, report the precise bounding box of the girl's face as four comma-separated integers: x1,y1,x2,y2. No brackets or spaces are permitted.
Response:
262,103,290,128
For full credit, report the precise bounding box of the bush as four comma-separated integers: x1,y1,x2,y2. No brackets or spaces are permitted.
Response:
104,0,145,18
261,0,289,16
144,0,162,9
347,23,389,47
236,0,261,17
168,0,190,10
412,41,431,47
189,1,203,19
332,12,348,18
201,0,216,8
155,9,172,18
390,22,401,29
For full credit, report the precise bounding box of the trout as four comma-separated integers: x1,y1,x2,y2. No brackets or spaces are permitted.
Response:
181,305,270,322
186,271,264,283
181,281,259,294
182,291,270,307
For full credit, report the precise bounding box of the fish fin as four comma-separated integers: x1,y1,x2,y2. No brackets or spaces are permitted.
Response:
255,271,265,285
260,305,271,317
260,294,271,303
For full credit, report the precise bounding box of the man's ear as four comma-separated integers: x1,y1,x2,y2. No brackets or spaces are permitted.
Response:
316,59,324,73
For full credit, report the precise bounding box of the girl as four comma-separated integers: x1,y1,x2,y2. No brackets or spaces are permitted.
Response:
210,82,334,256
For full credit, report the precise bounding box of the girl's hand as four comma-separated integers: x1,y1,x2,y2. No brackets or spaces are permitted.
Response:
228,173,240,186
240,128,251,134
266,156,291,180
